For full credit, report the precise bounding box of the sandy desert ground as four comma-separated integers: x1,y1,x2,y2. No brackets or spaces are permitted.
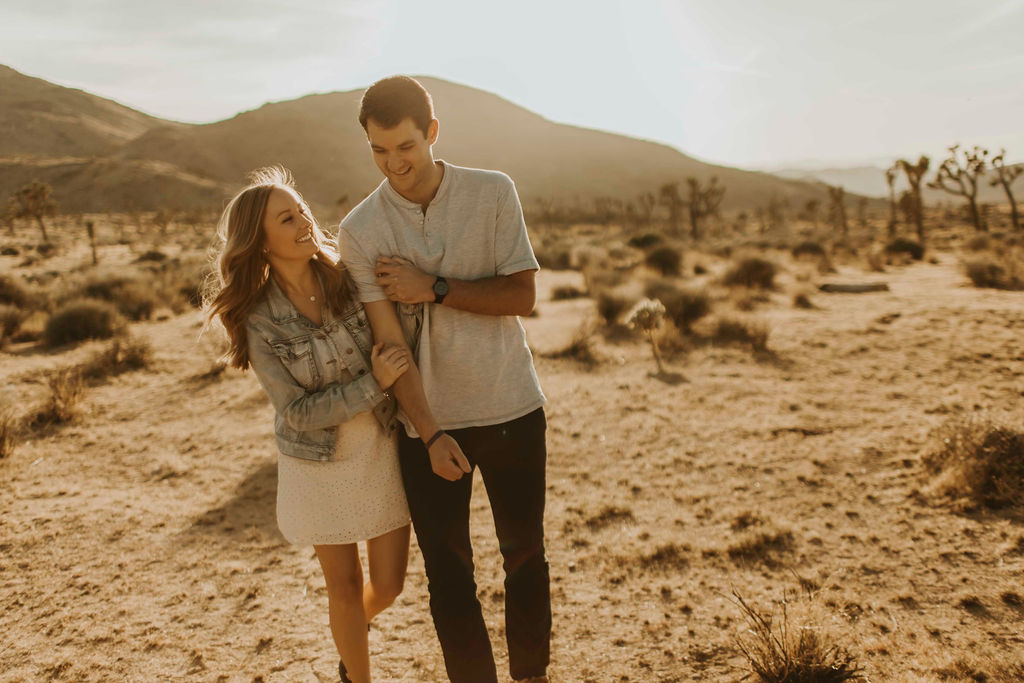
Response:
2,234,1024,682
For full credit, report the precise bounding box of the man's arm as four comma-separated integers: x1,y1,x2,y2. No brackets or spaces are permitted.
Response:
374,258,536,316
362,299,471,481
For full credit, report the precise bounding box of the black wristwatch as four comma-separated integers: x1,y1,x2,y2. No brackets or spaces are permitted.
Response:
432,276,449,304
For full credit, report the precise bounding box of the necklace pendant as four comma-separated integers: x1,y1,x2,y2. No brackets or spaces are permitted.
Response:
309,295,317,302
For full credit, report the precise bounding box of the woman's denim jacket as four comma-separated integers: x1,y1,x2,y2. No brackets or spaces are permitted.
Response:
245,276,422,462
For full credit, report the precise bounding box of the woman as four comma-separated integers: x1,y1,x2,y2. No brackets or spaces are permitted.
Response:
205,167,413,682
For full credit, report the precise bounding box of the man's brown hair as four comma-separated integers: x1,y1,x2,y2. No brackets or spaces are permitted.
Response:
358,76,434,136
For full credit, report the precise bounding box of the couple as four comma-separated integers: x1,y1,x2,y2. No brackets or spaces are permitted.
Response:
206,76,550,682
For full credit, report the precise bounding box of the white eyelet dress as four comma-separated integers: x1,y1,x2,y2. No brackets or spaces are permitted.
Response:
276,411,409,546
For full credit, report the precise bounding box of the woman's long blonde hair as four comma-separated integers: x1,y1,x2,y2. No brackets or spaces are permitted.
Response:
204,166,353,370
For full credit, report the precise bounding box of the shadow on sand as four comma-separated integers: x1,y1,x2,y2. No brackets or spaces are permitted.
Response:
184,461,281,542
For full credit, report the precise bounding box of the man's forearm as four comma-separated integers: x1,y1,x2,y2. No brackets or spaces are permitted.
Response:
391,361,440,440
441,272,535,316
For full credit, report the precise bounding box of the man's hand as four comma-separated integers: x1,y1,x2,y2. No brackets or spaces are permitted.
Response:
427,434,472,481
376,256,435,304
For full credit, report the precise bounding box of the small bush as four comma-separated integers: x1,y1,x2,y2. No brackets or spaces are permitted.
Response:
541,323,600,366
964,235,991,252
0,274,31,308
644,246,683,276
964,254,1024,290
44,299,124,347
0,304,28,344
884,238,925,260
595,291,632,326
82,274,160,320
627,232,663,249
723,257,776,289
534,245,571,270
80,335,152,379
728,528,795,564
733,591,863,683
644,281,711,333
712,316,769,351
792,293,814,309
792,241,826,258
551,286,586,301
0,407,17,459
28,368,85,426
924,417,1024,511
1,246,19,256
36,242,57,257
136,249,167,263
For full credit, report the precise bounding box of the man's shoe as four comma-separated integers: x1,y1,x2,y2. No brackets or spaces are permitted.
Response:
338,659,353,683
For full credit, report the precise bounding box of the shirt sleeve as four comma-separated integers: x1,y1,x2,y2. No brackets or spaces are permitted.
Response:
246,323,386,431
494,177,540,276
337,224,387,303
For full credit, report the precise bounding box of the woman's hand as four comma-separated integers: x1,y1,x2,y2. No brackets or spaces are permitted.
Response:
370,342,410,390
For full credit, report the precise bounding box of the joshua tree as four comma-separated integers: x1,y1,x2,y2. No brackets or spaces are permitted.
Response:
928,145,988,232
885,164,899,237
685,176,726,240
989,149,1022,232
766,194,788,231
85,221,98,265
626,298,667,374
856,197,868,230
2,198,16,236
827,185,848,236
802,199,820,229
659,182,684,234
637,192,657,227
897,156,929,241
10,181,57,243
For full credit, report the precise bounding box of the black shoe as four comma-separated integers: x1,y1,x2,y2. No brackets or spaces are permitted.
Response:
339,659,352,683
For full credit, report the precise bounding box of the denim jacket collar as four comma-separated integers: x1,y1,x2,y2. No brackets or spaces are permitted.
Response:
265,270,334,328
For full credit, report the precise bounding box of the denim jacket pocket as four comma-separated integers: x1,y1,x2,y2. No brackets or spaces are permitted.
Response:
269,336,318,390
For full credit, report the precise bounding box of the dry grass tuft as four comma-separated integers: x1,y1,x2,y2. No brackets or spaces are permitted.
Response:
44,299,125,347
644,280,711,333
551,285,586,300
924,416,1024,512
80,335,152,379
732,591,863,683
963,252,1024,290
639,543,691,571
728,528,795,565
712,316,770,352
723,257,777,289
792,293,814,309
0,406,17,459
0,304,29,345
585,505,635,530
28,368,85,427
541,323,600,366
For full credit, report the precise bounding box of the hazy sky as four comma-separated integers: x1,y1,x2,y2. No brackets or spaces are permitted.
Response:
3,0,1023,169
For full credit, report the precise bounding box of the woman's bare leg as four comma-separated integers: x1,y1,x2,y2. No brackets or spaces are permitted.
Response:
315,543,370,682
364,524,410,622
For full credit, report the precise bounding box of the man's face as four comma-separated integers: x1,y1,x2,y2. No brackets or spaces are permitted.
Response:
365,117,438,198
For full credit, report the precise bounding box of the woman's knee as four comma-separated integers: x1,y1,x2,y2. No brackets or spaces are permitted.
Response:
373,568,406,605
324,572,364,603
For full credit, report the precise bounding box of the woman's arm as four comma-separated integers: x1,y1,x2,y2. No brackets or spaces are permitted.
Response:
246,325,387,432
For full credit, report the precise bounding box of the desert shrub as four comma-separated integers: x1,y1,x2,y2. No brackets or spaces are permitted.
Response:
36,242,57,257
570,245,608,271
81,273,160,320
535,246,571,270
627,232,663,249
44,299,124,347
733,592,863,683
0,407,17,459
1,246,19,256
644,281,711,333
792,293,814,309
595,291,632,326
541,323,600,366
964,254,1024,290
728,528,795,564
924,417,1024,511
792,241,826,258
0,274,32,308
136,249,167,263
712,316,769,352
964,234,991,252
723,257,776,289
693,263,707,275
26,368,85,427
0,304,29,343
644,246,683,276
80,335,152,380
551,286,586,301
884,238,924,261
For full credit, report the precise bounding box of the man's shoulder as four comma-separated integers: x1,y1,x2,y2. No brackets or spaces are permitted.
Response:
340,184,388,234
448,163,514,191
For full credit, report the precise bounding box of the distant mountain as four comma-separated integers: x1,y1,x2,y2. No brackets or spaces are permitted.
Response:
1,65,853,215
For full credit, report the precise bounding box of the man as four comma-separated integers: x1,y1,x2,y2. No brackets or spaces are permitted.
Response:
337,76,551,683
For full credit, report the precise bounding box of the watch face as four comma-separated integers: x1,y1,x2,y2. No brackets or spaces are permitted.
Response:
434,279,449,296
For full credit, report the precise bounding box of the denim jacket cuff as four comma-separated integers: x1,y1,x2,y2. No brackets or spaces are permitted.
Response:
357,372,387,408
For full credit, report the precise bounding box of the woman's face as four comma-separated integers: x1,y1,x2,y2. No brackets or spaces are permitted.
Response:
261,187,318,263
